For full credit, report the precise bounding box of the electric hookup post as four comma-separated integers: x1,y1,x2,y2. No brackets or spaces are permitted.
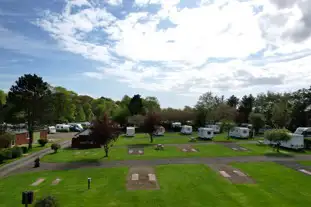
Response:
22,191,34,207
88,177,92,189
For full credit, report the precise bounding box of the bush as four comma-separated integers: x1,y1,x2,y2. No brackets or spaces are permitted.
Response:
11,146,23,158
0,133,15,149
21,146,29,154
51,143,61,153
264,129,291,152
34,195,59,207
0,149,12,163
38,139,48,147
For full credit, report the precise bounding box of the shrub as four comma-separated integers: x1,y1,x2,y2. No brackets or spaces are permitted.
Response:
51,143,61,153
21,146,29,154
264,129,291,152
0,133,15,149
0,149,12,162
38,139,48,147
34,195,59,207
11,146,23,158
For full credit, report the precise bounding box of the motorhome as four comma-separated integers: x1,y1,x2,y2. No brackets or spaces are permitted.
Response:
264,133,304,150
126,127,135,137
241,123,253,129
154,126,165,136
181,125,192,135
56,124,70,132
229,127,250,139
198,128,214,139
206,124,221,134
69,123,84,132
48,126,56,134
294,127,311,138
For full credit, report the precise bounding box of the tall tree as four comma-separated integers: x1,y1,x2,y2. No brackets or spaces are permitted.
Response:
6,74,51,149
143,96,161,112
112,107,130,126
195,92,218,124
248,112,265,134
271,100,291,128
238,94,254,123
212,103,236,122
90,114,120,157
75,105,86,122
143,112,161,143
0,90,6,105
83,103,94,121
128,94,144,115
227,95,239,108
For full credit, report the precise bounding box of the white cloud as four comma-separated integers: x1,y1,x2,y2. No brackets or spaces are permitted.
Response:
106,0,123,6
37,0,311,100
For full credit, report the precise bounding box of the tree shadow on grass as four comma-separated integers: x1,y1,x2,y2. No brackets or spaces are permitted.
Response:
128,144,154,148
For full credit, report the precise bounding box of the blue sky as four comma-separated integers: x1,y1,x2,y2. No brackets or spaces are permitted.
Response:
1,0,311,108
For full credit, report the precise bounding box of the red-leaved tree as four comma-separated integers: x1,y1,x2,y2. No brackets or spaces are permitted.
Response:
143,112,161,143
90,113,120,157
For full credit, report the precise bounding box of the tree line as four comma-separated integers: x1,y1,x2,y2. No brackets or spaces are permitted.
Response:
1,74,311,148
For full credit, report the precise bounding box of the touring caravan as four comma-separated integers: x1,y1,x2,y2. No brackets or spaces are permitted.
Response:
198,128,214,139
181,125,192,135
126,127,135,137
294,127,311,138
56,124,70,132
206,125,221,134
48,126,56,134
172,122,182,128
229,127,250,139
154,126,165,136
264,133,304,150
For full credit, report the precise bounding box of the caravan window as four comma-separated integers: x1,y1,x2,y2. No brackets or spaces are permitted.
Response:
207,131,211,135
243,130,247,134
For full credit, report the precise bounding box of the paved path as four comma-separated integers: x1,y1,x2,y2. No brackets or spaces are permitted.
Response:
0,140,71,177
6,154,311,177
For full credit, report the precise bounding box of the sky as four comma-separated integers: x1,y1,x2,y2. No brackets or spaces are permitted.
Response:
1,0,311,108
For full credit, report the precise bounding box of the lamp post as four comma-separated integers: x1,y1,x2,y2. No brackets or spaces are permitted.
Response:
88,178,91,189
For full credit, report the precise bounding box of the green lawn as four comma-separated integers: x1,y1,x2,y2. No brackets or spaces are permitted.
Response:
114,132,262,146
1,163,311,207
42,144,267,163
299,161,311,166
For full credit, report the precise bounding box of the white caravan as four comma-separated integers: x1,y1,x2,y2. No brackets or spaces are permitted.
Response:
56,124,70,132
229,127,250,139
126,127,135,137
198,128,214,139
294,127,311,138
154,126,165,136
206,124,221,134
181,125,193,135
48,126,56,134
172,122,182,128
264,133,304,150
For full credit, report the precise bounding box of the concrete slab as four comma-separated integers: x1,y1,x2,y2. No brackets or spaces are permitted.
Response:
233,170,246,177
299,169,311,175
148,174,156,181
191,148,197,152
182,148,188,152
31,178,45,186
131,173,139,181
219,171,231,178
232,148,238,151
52,178,61,185
129,150,134,154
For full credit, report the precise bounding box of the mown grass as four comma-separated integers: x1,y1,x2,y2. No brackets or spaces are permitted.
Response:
1,163,311,207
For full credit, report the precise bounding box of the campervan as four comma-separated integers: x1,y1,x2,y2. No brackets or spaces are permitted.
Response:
154,126,165,136
206,125,221,134
241,123,253,129
198,128,214,139
48,126,56,134
181,125,192,135
56,124,70,132
294,127,311,138
264,133,304,150
126,127,135,137
69,123,84,132
229,127,250,139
